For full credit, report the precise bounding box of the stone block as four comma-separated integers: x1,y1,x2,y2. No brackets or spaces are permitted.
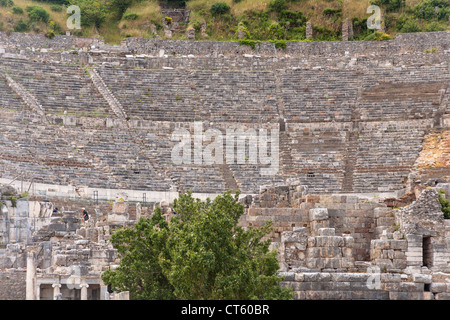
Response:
398,282,424,292
333,281,351,290
342,247,353,258
278,272,295,281
309,208,328,221
389,292,424,300
435,293,450,300
49,223,66,232
318,228,335,236
294,273,304,282
315,236,344,247
54,254,67,266
412,274,432,284
319,246,342,258
430,283,447,293
372,239,390,250
331,273,370,282
343,236,354,247
303,272,331,282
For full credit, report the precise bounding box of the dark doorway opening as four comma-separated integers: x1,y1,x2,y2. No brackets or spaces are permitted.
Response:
423,236,432,268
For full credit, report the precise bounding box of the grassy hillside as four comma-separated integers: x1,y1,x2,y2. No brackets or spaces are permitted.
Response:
0,0,448,43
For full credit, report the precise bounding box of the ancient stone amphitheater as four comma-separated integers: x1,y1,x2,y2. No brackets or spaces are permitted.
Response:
0,30,449,300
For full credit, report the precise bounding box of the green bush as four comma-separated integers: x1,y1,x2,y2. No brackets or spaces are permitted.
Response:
26,6,50,23
279,10,307,27
414,0,450,21
210,2,231,16
0,0,13,7
11,6,23,14
50,4,63,12
364,31,391,40
13,18,29,32
399,17,421,33
424,21,447,31
268,0,288,13
322,8,342,16
123,12,139,20
370,0,404,12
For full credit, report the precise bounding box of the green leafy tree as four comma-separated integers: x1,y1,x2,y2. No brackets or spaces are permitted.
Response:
102,191,294,300
102,209,175,299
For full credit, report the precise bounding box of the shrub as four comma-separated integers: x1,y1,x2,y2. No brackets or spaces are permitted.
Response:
399,17,420,33
210,2,231,16
414,0,450,21
50,4,63,12
11,6,23,14
424,21,447,31
364,31,391,40
322,8,342,16
279,10,307,27
370,0,403,12
268,0,288,13
123,12,139,20
0,0,13,7
27,6,50,23
14,18,29,32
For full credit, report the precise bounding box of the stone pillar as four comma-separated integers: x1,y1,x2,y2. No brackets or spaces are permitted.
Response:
201,22,208,38
100,285,110,300
52,283,61,300
162,18,173,39
26,246,38,300
150,24,160,39
186,27,195,40
379,11,385,32
136,203,142,221
237,22,247,40
309,208,329,236
80,282,89,300
348,19,354,40
36,284,41,300
306,22,313,39
342,18,352,41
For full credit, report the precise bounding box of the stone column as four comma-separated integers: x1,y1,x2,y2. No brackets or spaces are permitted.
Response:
100,285,110,300
186,27,195,40
26,246,38,300
36,284,41,300
306,22,313,39
52,283,61,300
80,281,89,300
136,203,142,221
342,18,350,41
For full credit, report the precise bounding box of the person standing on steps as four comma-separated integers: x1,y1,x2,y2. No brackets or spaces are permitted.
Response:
82,207,89,228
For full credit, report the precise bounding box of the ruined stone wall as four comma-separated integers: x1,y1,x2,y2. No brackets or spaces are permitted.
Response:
0,270,26,300
0,31,448,57
267,185,450,300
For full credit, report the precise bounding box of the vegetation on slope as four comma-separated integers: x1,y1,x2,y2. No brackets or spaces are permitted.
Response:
0,0,448,43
